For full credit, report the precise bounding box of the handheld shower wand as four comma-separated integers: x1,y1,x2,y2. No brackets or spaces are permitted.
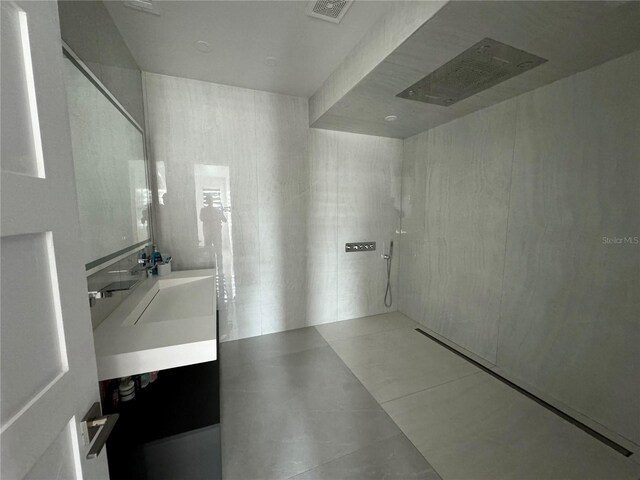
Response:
383,240,393,308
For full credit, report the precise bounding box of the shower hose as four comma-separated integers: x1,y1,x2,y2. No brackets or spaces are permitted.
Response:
384,240,393,308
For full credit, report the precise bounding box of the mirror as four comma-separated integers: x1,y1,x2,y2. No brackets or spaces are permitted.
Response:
63,54,150,270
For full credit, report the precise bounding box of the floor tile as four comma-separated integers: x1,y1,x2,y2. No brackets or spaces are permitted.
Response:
327,326,478,403
220,326,327,369
223,345,382,414
221,328,434,479
222,408,400,480
383,372,640,480
290,433,441,480
315,311,418,342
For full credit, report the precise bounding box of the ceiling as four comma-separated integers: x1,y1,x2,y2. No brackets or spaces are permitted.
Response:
310,0,640,138
104,0,394,98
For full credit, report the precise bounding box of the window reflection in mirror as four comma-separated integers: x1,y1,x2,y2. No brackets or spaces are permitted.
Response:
194,164,235,304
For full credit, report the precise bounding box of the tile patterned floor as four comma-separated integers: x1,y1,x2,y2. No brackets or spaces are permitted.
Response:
318,313,640,480
220,326,440,479
221,312,640,480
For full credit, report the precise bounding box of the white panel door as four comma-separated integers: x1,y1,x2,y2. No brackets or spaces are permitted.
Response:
1,1,109,479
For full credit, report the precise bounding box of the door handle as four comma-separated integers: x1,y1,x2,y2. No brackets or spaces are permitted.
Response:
81,402,119,459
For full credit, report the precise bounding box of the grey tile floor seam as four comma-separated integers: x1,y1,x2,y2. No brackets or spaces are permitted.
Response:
314,311,419,343
317,313,640,480
288,433,440,480
220,327,441,480
378,370,482,407
320,325,479,404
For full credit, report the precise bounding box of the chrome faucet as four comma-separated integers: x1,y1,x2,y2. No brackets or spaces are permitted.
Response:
88,257,150,307
88,276,144,307
129,262,154,275
88,289,113,307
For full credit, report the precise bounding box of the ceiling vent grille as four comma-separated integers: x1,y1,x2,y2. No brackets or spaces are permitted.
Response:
307,0,354,23
123,0,160,16
397,38,547,107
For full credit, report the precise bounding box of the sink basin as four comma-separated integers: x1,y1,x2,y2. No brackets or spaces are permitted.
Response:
130,277,214,326
93,269,217,380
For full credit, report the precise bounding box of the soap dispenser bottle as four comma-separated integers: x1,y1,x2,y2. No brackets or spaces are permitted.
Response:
150,245,163,275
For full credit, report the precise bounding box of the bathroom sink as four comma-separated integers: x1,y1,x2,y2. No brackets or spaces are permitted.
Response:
93,269,217,380
130,276,214,326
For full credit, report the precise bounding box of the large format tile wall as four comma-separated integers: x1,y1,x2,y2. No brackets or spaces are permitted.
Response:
143,73,402,343
398,51,640,445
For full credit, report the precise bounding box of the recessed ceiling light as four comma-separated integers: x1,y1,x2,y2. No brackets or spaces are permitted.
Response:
264,56,279,67
384,115,398,122
194,40,212,53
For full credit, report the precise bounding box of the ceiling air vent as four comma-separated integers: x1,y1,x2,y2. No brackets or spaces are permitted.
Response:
123,0,160,16
307,0,354,24
397,38,547,107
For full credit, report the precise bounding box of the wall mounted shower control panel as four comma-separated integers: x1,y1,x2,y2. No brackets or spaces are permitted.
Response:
345,242,376,252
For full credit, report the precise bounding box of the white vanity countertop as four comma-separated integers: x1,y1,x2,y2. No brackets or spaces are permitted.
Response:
93,269,217,381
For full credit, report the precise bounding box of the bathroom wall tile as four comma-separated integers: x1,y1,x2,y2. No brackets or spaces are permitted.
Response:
258,257,307,307
218,302,262,343
417,237,508,362
398,133,427,238
144,73,259,278
261,299,309,335
144,73,262,344
337,133,402,242
254,92,310,333
337,132,403,319
145,73,404,342
397,132,428,318
422,102,515,244
399,100,516,364
337,259,390,320
257,218,307,317
307,130,339,276
396,238,426,323
305,268,338,326
306,221,337,278
306,294,338,327
499,229,639,440
305,130,340,326
224,208,261,303
397,51,640,446
497,51,640,444
254,92,309,217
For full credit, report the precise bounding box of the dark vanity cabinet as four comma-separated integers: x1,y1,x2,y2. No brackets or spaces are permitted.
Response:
101,314,221,479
